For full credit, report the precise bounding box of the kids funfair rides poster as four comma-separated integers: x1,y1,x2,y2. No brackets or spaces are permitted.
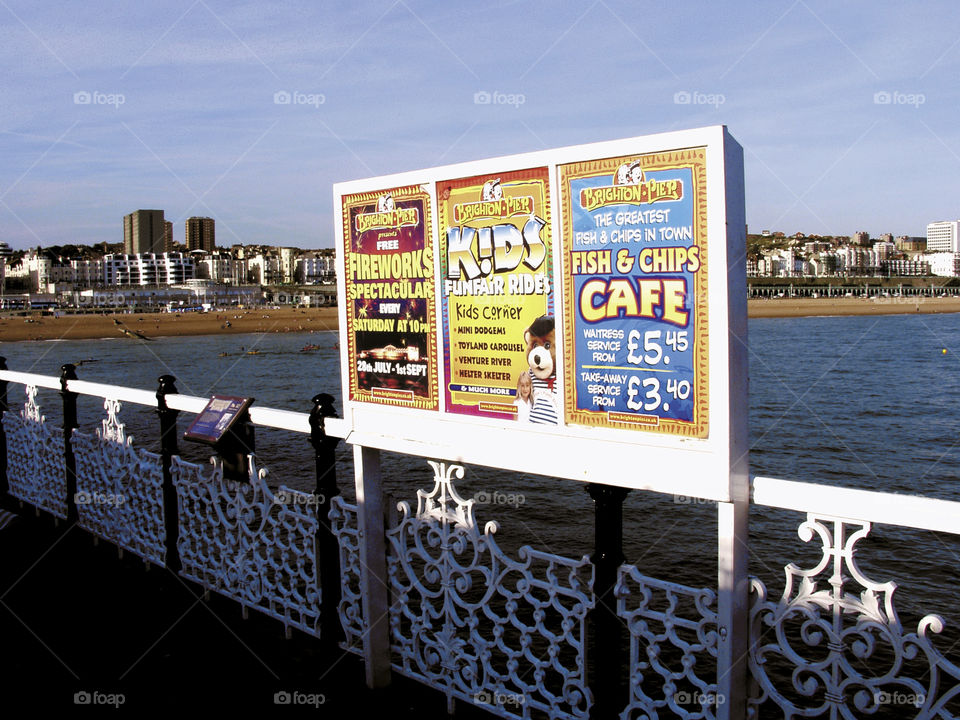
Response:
341,184,439,411
559,148,709,438
437,167,556,423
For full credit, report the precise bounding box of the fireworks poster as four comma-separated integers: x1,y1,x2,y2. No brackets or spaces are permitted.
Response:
559,148,709,437
341,185,439,410
437,167,556,421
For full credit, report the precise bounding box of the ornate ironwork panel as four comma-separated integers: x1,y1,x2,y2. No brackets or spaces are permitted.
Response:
328,495,364,655
171,454,323,638
386,460,595,719
615,566,719,719
2,385,67,518
72,398,166,565
748,513,960,718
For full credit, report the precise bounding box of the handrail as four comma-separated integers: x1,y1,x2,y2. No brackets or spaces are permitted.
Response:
0,370,61,391
752,475,960,535
0,370,350,440
68,379,157,407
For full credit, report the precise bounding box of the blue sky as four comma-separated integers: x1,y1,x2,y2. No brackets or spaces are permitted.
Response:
1,0,958,250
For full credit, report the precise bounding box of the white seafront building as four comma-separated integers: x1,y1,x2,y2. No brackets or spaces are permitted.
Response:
191,250,244,285
75,279,261,309
295,251,336,284
925,252,960,277
102,253,194,286
926,220,960,252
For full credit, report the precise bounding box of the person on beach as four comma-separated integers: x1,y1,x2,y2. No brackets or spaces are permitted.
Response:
515,371,533,422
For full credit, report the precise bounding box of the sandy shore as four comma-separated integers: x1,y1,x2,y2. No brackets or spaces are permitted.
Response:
1,298,958,343
0,307,340,343
747,296,960,318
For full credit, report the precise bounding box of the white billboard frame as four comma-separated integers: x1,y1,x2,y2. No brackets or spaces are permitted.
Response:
334,125,746,502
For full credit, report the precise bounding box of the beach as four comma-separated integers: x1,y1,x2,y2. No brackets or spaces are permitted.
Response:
0,307,340,343
747,295,960,318
1,297,959,342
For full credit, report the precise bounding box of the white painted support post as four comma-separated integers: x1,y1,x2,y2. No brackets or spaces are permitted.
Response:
716,128,749,720
353,444,392,688
716,499,748,718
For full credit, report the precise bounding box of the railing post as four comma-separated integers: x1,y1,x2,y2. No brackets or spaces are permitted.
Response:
60,364,79,524
156,375,181,573
353,444,391,689
0,357,9,509
309,392,342,647
219,404,254,483
587,482,629,720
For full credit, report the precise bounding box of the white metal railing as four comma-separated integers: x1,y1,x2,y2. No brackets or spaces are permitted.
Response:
72,397,166,564
747,477,960,719
2,383,67,518
0,370,351,439
172,453,326,638
2,369,960,719
385,460,595,719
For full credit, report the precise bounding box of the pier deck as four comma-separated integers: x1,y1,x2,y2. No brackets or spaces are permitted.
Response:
0,509,481,716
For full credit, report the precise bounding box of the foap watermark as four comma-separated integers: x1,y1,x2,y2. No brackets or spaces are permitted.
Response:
674,90,725,109
869,294,929,307
674,494,716,506
273,90,325,108
74,690,125,708
273,690,326,707
76,291,129,308
474,691,526,707
273,490,325,507
674,690,726,707
73,91,125,108
75,491,126,507
474,490,525,508
473,90,526,108
874,90,925,107
874,690,925,708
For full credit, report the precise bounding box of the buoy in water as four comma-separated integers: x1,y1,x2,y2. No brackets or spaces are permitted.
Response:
943,349,948,354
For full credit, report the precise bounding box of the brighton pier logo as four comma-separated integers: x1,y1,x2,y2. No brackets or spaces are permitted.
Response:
355,193,419,233
453,179,534,224
579,161,683,211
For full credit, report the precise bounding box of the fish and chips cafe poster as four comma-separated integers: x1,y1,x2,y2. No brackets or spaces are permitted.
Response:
437,168,556,421
559,149,709,437
341,185,439,410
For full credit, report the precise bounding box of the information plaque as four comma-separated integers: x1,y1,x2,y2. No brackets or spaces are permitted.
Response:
183,395,254,445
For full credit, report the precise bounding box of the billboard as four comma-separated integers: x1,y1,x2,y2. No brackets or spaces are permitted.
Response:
334,126,745,498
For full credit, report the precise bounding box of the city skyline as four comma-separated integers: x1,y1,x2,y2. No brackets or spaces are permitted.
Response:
2,1,960,251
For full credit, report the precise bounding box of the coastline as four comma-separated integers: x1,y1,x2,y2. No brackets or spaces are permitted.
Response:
0,307,340,343
747,296,960,319
1,298,959,342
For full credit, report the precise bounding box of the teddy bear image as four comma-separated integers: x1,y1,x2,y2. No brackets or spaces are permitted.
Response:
523,314,559,425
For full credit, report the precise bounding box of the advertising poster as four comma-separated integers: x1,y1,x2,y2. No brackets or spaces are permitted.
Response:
559,149,709,437
341,185,438,410
438,168,556,422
